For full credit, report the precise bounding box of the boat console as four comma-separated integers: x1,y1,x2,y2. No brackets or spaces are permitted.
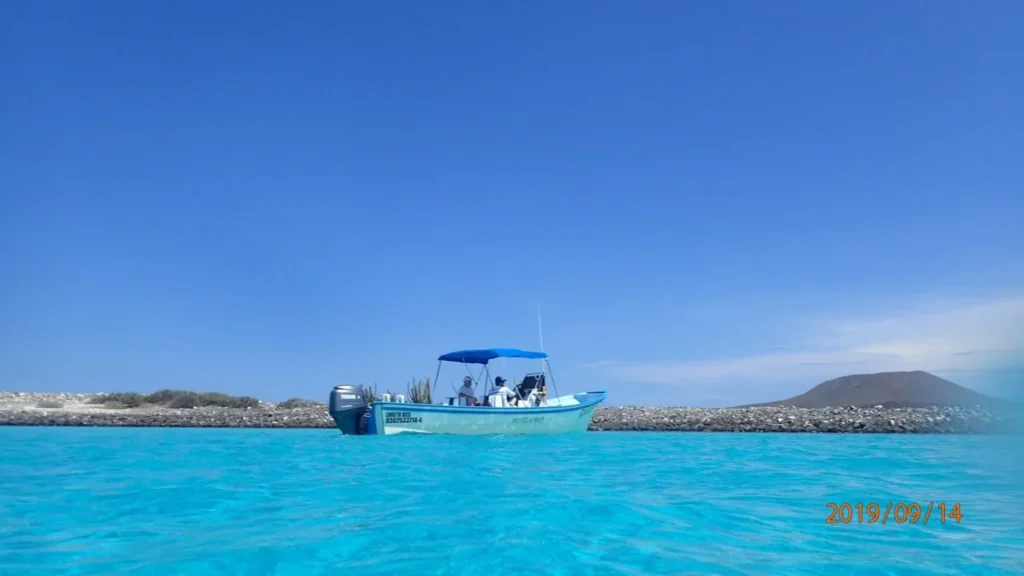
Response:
516,373,547,406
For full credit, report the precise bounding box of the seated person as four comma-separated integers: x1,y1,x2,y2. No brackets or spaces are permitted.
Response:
457,376,477,406
488,376,517,406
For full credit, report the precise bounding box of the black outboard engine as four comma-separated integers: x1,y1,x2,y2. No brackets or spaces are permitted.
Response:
329,385,369,435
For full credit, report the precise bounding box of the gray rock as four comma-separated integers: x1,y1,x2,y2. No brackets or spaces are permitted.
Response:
588,405,1021,434
0,393,1019,433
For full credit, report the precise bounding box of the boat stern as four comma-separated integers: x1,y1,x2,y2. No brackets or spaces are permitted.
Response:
328,385,372,435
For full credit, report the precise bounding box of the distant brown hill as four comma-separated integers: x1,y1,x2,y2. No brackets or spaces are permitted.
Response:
740,371,1000,409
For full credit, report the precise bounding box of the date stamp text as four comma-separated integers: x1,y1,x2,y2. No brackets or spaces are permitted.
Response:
826,502,963,525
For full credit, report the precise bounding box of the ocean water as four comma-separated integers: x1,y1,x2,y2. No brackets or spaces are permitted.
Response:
0,428,1021,576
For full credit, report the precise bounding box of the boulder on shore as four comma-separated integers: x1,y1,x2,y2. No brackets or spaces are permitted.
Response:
0,392,1018,433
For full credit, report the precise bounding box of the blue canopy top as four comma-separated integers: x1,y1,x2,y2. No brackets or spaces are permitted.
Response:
437,348,548,365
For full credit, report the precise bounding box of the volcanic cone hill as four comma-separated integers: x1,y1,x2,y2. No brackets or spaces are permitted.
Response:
740,370,1004,409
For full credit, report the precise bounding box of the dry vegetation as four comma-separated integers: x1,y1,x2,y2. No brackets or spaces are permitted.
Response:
88,390,261,409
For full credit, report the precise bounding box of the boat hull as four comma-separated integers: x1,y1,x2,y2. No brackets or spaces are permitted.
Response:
358,392,606,435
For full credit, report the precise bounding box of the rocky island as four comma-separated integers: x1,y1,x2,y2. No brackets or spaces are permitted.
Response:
0,371,1019,433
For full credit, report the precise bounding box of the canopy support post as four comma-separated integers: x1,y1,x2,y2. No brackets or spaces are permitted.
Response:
432,361,441,398
464,364,480,398
545,359,561,404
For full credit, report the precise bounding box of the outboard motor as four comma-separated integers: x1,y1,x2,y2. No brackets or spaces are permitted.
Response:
329,385,369,435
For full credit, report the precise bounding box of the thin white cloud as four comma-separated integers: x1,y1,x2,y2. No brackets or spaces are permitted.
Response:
593,295,1024,386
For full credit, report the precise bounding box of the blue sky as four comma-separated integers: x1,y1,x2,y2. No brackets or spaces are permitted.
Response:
2,1,1021,406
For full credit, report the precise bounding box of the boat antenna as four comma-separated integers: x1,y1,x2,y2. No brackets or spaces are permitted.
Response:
537,302,545,372
536,302,560,403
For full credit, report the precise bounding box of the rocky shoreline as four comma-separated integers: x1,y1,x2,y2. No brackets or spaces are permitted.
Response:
588,405,1020,434
0,392,1018,433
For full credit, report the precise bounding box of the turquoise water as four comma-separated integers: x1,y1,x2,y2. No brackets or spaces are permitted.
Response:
0,429,1021,575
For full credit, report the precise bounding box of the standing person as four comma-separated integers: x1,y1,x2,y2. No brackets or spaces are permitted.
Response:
457,376,477,406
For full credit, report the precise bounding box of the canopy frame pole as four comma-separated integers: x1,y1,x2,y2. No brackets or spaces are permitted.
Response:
545,358,561,404
484,365,493,403
462,363,483,404
432,361,442,399
465,363,481,403
475,365,487,398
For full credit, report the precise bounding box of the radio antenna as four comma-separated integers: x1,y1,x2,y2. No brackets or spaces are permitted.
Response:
537,303,546,372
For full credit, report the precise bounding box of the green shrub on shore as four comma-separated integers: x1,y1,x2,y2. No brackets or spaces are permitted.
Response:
87,392,146,408
88,389,260,409
408,378,432,404
84,380,431,411
278,397,321,409
142,389,186,405
364,385,379,404
190,391,260,409
167,392,203,409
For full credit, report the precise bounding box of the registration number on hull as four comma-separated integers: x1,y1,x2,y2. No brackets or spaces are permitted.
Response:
384,411,423,424
511,416,545,424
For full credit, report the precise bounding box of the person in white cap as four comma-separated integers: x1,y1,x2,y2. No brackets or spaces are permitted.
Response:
457,376,477,406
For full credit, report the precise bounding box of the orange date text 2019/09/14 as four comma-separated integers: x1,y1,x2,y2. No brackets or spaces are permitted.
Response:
826,502,963,525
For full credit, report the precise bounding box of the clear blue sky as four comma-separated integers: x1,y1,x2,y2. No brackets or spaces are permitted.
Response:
2,1,1022,406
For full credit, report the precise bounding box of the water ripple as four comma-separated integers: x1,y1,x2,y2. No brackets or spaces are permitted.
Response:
0,428,1021,575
